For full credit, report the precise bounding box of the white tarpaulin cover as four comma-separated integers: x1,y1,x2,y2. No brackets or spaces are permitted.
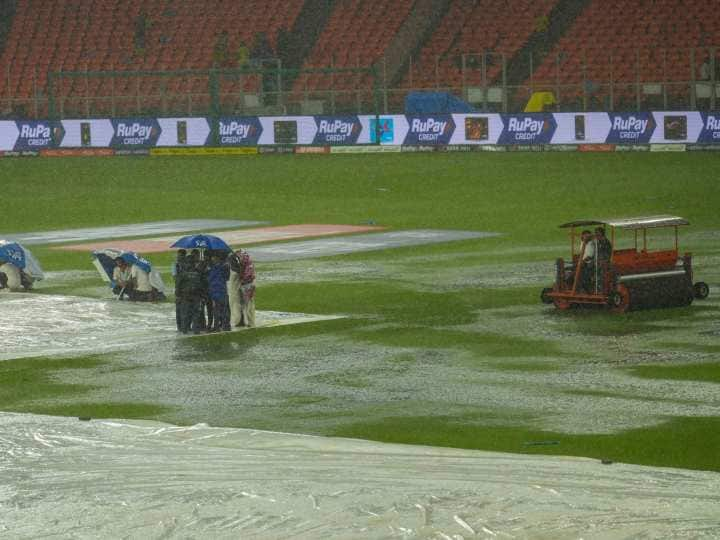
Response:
1,412,719,539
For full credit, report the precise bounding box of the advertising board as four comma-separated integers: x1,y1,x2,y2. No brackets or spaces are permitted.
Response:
0,112,718,152
498,114,556,145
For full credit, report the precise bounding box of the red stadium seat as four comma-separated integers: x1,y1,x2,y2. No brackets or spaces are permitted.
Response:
0,0,305,115
528,0,720,93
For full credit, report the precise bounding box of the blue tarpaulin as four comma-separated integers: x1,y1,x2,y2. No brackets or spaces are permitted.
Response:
404,92,476,114
0,240,44,280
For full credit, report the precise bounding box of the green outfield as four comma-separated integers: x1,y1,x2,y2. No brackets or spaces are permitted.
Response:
2,152,720,472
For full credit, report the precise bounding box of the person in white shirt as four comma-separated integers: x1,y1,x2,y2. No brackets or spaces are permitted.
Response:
112,258,132,299
130,264,152,293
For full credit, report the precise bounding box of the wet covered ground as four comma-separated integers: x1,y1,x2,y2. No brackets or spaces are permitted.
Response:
2,236,719,538
2,245,719,436
2,412,719,539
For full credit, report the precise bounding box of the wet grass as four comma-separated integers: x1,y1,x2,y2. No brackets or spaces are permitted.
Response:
0,356,104,406
350,326,564,358
2,152,720,473
285,395,330,405
0,356,171,419
488,360,560,372
564,388,707,406
29,402,170,420
259,280,535,325
331,415,720,473
4,153,720,241
630,362,720,384
654,342,720,355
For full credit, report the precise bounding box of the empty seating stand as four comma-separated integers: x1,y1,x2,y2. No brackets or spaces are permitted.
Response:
399,0,558,90
0,0,303,116
293,0,415,96
3,0,718,117
529,0,720,106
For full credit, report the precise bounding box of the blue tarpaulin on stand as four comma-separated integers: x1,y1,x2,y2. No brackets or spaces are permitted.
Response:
404,92,476,114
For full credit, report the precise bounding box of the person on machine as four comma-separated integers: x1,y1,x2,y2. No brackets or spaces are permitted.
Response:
594,227,612,290
579,230,597,293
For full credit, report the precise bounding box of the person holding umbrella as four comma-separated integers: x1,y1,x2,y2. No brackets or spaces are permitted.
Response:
112,257,133,299
93,249,165,301
112,255,156,301
171,234,232,331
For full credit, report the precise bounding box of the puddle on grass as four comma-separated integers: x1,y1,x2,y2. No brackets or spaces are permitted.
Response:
0,294,343,361
37,320,720,437
259,257,551,291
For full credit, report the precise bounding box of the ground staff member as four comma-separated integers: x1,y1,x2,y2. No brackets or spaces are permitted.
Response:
112,258,132,298
229,249,256,327
0,261,22,291
207,253,231,332
173,249,186,330
129,261,154,301
580,229,597,293
175,253,205,333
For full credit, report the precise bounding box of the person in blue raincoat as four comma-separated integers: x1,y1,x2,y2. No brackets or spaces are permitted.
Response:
207,253,231,332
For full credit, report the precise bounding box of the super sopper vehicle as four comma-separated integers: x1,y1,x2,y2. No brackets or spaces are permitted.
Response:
541,215,710,313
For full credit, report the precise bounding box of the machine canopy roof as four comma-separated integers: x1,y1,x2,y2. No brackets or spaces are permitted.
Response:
559,215,690,230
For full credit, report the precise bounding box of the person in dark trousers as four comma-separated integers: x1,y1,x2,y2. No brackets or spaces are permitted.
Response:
175,251,205,334
173,249,187,331
207,253,231,332
197,250,213,331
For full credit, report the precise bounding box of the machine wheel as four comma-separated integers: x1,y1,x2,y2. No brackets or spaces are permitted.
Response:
541,287,554,304
693,282,710,300
553,297,571,310
609,285,631,313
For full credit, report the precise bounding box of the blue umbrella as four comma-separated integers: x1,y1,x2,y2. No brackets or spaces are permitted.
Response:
119,252,152,273
0,240,44,280
171,234,231,251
